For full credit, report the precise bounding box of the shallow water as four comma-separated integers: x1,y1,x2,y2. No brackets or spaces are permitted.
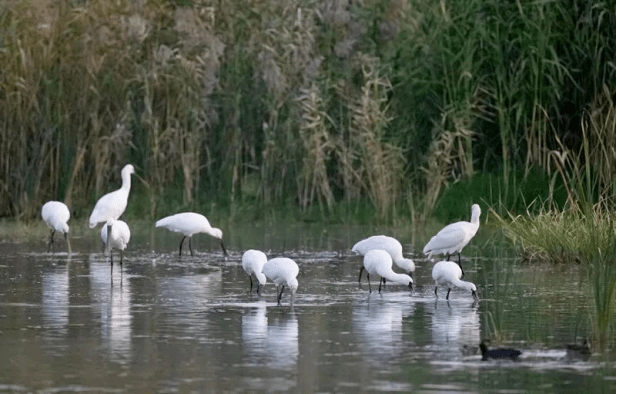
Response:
0,222,614,393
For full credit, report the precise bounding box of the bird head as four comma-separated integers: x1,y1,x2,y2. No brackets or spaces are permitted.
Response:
210,227,223,240
471,204,481,221
289,278,298,294
122,164,135,176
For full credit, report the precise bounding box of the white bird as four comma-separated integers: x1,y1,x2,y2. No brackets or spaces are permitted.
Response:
101,218,131,266
41,201,71,254
353,235,415,284
423,203,481,277
432,260,479,301
155,212,227,256
362,249,413,293
89,164,135,228
262,257,299,305
242,249,268,294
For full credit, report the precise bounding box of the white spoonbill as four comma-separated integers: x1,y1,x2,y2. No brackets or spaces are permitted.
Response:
101,218,131,266
423,204,481,277
155,212,227,256
362,249,413,294
432,260,478,301
262,257,299,305
353,235,415,284
89,164,135,228
41,201,72,254
242,249,268,294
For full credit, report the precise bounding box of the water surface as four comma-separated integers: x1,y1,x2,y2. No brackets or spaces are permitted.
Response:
0,222,613,393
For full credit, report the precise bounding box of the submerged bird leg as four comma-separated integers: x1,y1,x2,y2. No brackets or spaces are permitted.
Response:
446,288,451,300
120,250,124,266
408,282,413,293
110,251,114,266
367,274,372,293
248,275,253,293
178,236,186,256
358,266,365,284
434,286,438,298
188,237,194,257
277,286,285,304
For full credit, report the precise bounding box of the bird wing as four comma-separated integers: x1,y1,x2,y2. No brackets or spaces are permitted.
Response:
89,190,127,227
423,223,467,254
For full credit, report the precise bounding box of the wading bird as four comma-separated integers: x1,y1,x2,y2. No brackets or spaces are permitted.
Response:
155,212,227,256
242,249,268,294
479,340,522,361
101,218,131,266
423,204,481,277
432,260,479,301
89,164,135,228
352,235,415,285
362,249,413,294
41,201,72,254
262,257,299,305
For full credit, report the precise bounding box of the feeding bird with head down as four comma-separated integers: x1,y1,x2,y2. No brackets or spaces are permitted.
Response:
101,218,131,266
262,257,299,305
361,249,413,294
432,260,479,301
242,249,268,294
41,201,72,254
352,235,415,285
155,212,227,256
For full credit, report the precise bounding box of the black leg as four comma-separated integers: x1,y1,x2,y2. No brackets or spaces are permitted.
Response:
179,236,186,256
358,266,365,284
110,251,114,266
367,274,372,293
435,286,438,298
120,250,124,266
277,286,285,304
47,230,55,253
446,288,451,300
458,253,465,278
446,253,450,261
248,275,253,293
378,278,383,293
189,237,194,257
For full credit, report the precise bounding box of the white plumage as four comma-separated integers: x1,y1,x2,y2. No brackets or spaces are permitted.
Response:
242,249,268,294
432,260,479,301
101,218,131,265
353,235,415,283
89,164,135,228
262,257,299,305
155,212,227,256
362,249,413,293
423,204,481,277
41,201,71,254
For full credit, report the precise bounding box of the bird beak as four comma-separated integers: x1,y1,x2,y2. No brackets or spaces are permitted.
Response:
220,240,228,256
472,290,479,302
64,233,72,255
256,284,263,295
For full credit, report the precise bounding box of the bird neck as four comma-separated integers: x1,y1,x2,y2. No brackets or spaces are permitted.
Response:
454,279,475,292
383,271,413,286
256,272,267,286
121,172,132,191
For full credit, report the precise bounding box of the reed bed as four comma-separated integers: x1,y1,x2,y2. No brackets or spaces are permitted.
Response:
0,0,614,223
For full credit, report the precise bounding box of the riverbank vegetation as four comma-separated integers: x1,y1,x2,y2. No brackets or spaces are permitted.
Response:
0,0,614,224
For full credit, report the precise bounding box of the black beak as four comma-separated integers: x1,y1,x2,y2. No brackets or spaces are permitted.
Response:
472,290,479,302
220,240,228,256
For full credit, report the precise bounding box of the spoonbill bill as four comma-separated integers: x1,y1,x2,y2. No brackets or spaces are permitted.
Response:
41,201,72,254
431,260,478,301
89,164,135,228
155,212,227,256
423,204,481,277
362,249,413,294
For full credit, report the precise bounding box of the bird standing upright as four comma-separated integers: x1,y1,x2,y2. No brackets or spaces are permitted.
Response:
423,204,481,277
89,164,135,228
155,212,227,256
41,201,72,254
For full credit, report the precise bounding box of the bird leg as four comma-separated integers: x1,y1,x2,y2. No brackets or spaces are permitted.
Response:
367,274,372,293
378,278,383,293
110,251,114,266
248,275,254,293
457,253,465,278
120,250,124,266
358,266,365,284
178,236,186,256
446,288,451,300
408,282,413,293
434,286,438,299
47,230,55,253
277,286,285,305
188,237,194,257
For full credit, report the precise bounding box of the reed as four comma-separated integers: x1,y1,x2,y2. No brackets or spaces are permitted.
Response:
0,0,614,224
